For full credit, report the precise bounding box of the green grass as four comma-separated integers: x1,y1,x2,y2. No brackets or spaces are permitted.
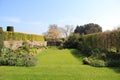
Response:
0,47,120,80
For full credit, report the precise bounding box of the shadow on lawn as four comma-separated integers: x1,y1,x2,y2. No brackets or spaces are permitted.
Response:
70,49,120,73
70,49,88,61
109,67,120,73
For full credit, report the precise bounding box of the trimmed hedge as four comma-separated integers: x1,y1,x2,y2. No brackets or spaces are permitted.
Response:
83,30,120,53
64,30,120,53
7,26,14,32
4,31,45,41
0,27,4,52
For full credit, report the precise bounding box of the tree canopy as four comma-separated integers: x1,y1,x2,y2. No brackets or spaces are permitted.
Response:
44,24,61,42
60,25,74,38
74,23,102,35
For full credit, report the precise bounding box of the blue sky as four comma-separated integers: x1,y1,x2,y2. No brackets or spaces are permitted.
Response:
0,0,120,35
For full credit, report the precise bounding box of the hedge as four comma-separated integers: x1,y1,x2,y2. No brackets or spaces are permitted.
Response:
4,31,45,41
7,26,14,32
82,30,120,52
64,30,120,53
0,27,4,52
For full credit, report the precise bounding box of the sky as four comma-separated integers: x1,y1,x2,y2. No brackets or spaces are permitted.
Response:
0,0,120,35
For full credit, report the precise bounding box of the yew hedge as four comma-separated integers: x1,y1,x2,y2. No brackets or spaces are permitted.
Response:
4,31,45,41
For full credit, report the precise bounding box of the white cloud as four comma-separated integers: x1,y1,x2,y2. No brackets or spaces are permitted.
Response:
2,17,21,23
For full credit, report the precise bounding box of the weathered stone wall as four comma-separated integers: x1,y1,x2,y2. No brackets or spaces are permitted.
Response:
4,41,47,50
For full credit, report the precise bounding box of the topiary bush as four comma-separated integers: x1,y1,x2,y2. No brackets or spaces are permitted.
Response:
7,26,14,32
6,26,14,40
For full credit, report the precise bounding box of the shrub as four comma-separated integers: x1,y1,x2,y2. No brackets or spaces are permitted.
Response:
29,47,38,54
15,53,37,66
0,48,17,65
104,52,120,67
107,52,120,60
83,57,106,67
83,57,91,64
23,54,38,66
90,59,106,67
107,59,120,67
0,47,38,66
63,33,80,48
82,49,107,67
100,53,106,60
21,41,30,52
78,44,92,56
89,49,103,59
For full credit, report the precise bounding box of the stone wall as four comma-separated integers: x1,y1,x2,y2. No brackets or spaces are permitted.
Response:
4,41,47,50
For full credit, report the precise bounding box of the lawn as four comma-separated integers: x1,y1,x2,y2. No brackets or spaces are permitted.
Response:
0,47,120,80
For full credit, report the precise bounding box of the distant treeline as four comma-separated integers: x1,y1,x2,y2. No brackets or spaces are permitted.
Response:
4,31,45,41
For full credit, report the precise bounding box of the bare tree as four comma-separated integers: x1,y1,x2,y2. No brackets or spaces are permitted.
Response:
43,24,74,41
60,25,74,38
